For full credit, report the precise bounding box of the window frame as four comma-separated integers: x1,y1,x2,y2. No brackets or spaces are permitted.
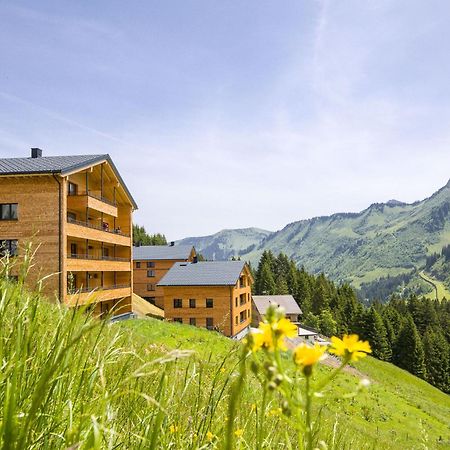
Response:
206,298,214,308
189,318,196,326
146,283,155,291
0,204,18,221
0,239,18,257
136,261,141,268
147,261,155,268
173,298,182,308
147,270,155,277
189,298,196,308
206,317,214,330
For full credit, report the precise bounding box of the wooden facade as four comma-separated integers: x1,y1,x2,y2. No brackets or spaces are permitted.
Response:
133,247,196,309
161,264,253,337
0,152,136,316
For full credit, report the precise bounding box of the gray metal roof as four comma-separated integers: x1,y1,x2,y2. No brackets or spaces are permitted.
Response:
158,260,246,286
0,153,137,209
133,245,194,261
252,295,302,315
0,154,106,175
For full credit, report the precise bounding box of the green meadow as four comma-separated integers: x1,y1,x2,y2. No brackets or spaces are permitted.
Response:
1,273,449,449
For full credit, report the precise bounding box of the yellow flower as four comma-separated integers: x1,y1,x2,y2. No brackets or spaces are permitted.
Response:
169,424,178,433
220,367,226,373
329,334,372,361
293,343,327,369
250,403,256,411
234,428,244,437
206,431,215,442
249,317,297,352
267,407,282,416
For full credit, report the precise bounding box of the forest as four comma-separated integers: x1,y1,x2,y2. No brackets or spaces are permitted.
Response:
252,251,450,393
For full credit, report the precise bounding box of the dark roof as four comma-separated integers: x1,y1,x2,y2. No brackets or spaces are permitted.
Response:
0,154,137,209
252,295,302,315
158,260,246,286
133,245,194,261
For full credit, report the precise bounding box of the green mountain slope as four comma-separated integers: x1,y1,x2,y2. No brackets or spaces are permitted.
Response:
178,227,272,261
182,181,450,299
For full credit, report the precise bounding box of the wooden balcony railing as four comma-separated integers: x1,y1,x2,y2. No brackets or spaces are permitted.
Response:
67,217,130,237
68,254,129,262
68,283,131,295
68,191,116,207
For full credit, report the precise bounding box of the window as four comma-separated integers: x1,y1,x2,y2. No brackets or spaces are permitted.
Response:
239,276,246,288
0,240,18,257
173,298,182,308
147,261,155,268
206,298,213,308
240,311,246,323
68,182,78,196
147,284,155,291
67,272,77,294
235,298,238,307
0,204,18,220
147,270,155,277
136,261,141,268
235,316,238,325
206,318,214,330
102,247,109,258
67,212,77,222
173,318,183,324
189,318,196,326
189,298,196,308
143,297,156,305
70,243,77,257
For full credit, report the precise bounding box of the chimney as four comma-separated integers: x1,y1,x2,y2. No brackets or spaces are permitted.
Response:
193,255,198,264
170,241,175,247
31,148,42,158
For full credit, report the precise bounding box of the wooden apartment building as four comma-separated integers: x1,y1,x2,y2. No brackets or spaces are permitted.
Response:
133,244,196,309
158,260,253,338
0,148,137,315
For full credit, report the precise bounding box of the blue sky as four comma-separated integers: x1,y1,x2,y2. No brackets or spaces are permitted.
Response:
1,1,450,239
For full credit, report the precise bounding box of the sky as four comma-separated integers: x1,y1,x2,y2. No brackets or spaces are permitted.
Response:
1,0,450,240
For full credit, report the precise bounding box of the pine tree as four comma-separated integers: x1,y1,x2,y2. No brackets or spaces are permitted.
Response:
256,261,276,295
423,329,450,393
393,315,426,379
364,307,392,361
318,309,337,337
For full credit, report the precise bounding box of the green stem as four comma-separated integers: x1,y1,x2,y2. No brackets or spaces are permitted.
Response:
305,375,313,450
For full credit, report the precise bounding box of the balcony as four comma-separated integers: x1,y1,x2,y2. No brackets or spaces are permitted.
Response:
66,254,131,272
67,192,118,217
66,217,131,246
65,284,131,306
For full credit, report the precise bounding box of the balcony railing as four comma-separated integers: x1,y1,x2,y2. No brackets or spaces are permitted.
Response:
68,191,117,207
67,217,130,237
68,283,131,295
68,253,129,262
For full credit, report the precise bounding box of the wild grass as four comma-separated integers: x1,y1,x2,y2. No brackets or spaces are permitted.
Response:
0,256,449,449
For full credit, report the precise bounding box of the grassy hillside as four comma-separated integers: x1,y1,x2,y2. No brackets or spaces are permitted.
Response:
123,318,450,448
1,274,449,449
183,181,450,301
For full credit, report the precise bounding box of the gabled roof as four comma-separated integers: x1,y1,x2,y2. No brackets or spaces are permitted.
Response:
252,295,302,315
0,154,137,209
158,260,247,286
133,245,194,261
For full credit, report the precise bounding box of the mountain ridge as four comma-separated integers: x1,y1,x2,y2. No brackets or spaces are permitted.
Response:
179,181,450,299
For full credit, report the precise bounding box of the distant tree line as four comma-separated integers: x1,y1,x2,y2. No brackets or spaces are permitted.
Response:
253,250,450,393
426,244,450,269
133,224,167,246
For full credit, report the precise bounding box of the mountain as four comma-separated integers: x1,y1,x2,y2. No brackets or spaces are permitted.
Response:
180,180,450,299
178,227,272,261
